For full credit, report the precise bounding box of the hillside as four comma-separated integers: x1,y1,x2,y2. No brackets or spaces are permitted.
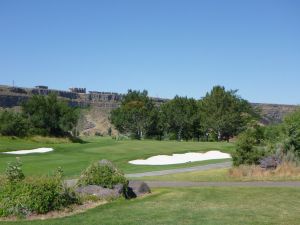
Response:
252,103,298,124
0,84,298,135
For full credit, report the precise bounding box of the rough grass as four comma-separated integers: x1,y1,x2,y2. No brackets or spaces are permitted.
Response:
1,187,300,225
0,136,234,178
228,163,300,181
0,136,72,153
135,163,300,182
27,136,73,144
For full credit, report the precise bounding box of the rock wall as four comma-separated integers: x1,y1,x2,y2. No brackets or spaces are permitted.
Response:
0,85,122,110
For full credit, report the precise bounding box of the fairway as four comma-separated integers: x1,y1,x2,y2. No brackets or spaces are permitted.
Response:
1,187,300,225
0,137,234,178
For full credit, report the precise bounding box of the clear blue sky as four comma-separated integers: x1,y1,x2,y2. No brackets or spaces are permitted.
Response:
0,0,299,104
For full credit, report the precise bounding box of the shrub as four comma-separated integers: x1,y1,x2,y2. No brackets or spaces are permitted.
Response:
282,109,300,158
0,162,79,218
0,175,79,217
264,124,284,144
5,158,25,183
232,128,266,166
77,161,128,189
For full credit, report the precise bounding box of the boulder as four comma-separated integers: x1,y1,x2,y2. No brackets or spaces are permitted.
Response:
259,155,281,169
113,183,125,195
126,181,151,199
76,184,124,199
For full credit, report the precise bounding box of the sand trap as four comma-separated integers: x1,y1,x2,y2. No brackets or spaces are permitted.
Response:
129,151,231,165
2,148,54,155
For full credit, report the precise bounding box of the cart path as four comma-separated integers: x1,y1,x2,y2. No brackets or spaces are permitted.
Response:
145,181,300,188
65,161,300,188
65,162,232,187
125,162,232,178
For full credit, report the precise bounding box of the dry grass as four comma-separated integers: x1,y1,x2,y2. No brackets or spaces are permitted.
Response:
0,175,7,186
229,163,300,180
27,136,73,144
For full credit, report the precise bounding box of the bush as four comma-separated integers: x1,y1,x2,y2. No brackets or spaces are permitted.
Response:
232,128,266,166
77,161,128,189
0,176,79,217
282,109,300,157
0,161,79,218
264,124,284,144
5,158,25,183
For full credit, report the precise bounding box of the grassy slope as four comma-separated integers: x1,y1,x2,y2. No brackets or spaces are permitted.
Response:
134,168,300,182
0,137,234,177
2,187,300,225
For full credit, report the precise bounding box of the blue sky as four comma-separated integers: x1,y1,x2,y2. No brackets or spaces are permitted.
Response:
0,0,299,104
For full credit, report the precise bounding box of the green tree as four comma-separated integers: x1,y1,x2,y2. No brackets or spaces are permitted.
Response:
143,107,163,140
162,96,200,141
22,94,79,137
110,90,155,139
200,86,258,141
232,127,266,166
0,110,29,137
282,109,300,157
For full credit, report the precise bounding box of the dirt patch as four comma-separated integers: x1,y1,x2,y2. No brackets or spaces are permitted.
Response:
77,107,118,136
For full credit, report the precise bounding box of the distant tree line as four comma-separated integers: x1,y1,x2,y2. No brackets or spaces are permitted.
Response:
110,86,259,141
0,94,79,137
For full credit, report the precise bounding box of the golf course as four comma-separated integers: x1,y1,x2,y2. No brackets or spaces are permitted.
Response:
0,136,234,177
1,136,300,225
1,0,299,223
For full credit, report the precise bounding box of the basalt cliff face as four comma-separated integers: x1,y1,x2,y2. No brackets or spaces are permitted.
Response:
0,84,298,135
252,103,298,125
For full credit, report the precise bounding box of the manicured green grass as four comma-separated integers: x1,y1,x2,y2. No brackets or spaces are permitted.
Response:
0,136,234,178
134,168,232,182
134,168,300,182
2,187,300,225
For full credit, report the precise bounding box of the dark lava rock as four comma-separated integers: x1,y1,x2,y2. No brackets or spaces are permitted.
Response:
113,183,125,195
259,155,282,170
126,181,151,199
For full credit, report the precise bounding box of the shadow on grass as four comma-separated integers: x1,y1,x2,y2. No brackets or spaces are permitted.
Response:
68,136,89,144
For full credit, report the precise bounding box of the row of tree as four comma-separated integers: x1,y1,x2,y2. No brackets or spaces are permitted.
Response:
0,94,79,137
110,86,259,141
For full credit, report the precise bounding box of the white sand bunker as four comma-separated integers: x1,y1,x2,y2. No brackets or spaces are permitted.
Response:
3,148,54,155
129,151,231,165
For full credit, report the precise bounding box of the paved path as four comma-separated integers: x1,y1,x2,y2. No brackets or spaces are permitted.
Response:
126,162,232,178
145,181,300,188
65,161,300,188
